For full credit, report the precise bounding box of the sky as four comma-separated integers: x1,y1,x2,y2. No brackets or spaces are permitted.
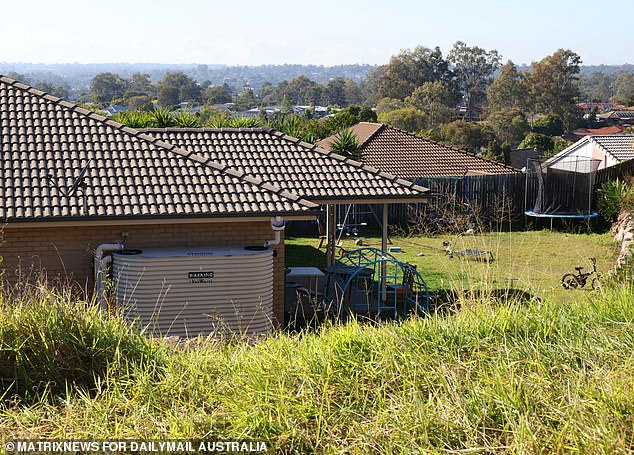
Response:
1,0,631,67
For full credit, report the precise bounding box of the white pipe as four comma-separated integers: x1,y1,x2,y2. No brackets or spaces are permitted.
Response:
94,243,124,308
264,230,281,248
264,216,285,248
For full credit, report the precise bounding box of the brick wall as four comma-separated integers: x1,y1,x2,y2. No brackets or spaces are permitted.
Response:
0,220,286,326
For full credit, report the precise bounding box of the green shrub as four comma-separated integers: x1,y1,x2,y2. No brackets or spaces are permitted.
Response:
597,178,633,219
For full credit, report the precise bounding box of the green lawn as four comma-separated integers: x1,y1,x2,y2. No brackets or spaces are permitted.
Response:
286,229,620,305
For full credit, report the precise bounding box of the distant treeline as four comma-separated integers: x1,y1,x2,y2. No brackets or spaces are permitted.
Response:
1,62,632,100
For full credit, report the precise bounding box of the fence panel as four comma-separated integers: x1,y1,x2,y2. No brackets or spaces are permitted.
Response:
351,162,634,230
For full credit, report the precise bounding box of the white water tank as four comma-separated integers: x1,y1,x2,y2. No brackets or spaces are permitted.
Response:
111,246,274,337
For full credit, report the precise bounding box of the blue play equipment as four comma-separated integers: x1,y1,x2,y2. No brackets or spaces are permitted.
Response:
323,247,429,320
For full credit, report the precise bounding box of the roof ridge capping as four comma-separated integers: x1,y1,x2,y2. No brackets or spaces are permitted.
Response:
0,74,318,211
266,127,428,195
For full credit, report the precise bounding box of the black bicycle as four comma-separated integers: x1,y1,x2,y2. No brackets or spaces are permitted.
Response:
561,257,602,290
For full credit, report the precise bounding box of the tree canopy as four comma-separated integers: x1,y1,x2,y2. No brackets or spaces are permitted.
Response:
448,41,501,120
527,49,582,130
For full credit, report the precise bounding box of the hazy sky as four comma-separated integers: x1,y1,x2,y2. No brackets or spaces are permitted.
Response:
1,0,631,66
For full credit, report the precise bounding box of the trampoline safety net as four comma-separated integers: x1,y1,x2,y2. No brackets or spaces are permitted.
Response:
525,158,601,217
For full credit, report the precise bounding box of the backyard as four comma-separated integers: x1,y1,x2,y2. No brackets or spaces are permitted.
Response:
285,228,620,307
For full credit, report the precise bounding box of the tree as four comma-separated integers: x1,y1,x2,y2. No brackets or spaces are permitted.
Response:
90,72,128,103
486,60,528,113
157,86,180,108
580,72,614,102
448,41,501,120
343,79,363,106
375,97,404,115
202,83,233,104
35,82,69,99
611,72,634,106
532,114,564,136
127,95,153,111
376,46,455,101
439,120,494,153
155,71,202,105
527,49,582,130
378,107,427,132
322,77,347,107
234,88,257,110
485,108,529,145
518,132,554,153
406,81,455,127
125,73,155,99
282,76,321,105
481,140,511,164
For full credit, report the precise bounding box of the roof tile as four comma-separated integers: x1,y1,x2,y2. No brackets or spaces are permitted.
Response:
0,75,317,222
317,122,517,178
141,128,429,202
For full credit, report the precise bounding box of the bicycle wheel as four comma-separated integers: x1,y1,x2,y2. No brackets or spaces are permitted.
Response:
561,274,579,289
591,276,603,291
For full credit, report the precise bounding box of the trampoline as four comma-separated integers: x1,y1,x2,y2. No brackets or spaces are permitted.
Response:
524,157,601,229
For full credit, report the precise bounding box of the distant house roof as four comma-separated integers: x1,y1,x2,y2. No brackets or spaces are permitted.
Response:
572,125,625,137
141,128,429,204
0,75,318,223
316,122,517,179
577,102,623,111
597,110,634,120
104,104,128,115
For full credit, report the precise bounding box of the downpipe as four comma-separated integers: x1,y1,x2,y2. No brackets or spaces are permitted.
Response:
264,216,285,248
94,243,124,308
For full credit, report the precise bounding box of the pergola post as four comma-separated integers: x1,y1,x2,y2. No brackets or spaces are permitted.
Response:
326,204,336,267
382,203,388,254
381,203,388,302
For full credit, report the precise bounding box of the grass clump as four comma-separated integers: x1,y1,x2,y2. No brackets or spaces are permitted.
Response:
0,284,163,402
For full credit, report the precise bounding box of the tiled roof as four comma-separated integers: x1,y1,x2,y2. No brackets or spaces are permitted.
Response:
592,135,634,161
316,123,517,178
0,76,318,222
316,122,382,151
141,128,428,203
572,125,625,136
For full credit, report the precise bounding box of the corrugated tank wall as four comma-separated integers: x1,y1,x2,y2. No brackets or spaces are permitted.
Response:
111,246,274,337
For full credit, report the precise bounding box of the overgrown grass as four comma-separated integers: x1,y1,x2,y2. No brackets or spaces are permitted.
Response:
286,230,619,305
1,269,633,452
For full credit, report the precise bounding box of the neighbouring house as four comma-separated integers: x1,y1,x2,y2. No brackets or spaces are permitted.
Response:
544,135,634,171
316,122,518,179
0,76,427,335
597,110,634,127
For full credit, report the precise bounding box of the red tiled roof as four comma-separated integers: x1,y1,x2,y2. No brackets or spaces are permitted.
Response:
573,125,625,136
316,123,517,179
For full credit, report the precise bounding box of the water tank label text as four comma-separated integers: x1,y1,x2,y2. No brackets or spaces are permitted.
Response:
188,271,215,284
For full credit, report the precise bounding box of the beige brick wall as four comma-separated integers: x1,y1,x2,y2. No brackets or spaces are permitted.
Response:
0,220,286,326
